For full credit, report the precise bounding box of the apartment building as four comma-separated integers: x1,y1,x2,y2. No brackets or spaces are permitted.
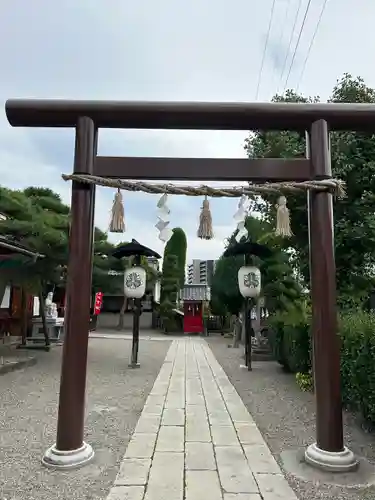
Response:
187,259,217,285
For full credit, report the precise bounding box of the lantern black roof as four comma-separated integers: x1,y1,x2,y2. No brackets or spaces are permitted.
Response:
112,239,161,259
223,240,273,259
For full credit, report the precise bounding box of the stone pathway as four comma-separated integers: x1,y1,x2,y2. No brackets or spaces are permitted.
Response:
106,339,298,500
90,332,181,341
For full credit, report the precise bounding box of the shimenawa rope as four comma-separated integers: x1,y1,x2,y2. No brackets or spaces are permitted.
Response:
62,173,345,238
62,173,345,198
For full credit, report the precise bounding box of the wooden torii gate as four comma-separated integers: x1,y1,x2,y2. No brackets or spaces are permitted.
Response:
6,99,368,472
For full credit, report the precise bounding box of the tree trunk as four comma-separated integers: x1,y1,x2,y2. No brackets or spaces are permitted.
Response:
232,315,242,348
20,287,28,346
117,294,127,330
38,285,51,347
0,275,7,308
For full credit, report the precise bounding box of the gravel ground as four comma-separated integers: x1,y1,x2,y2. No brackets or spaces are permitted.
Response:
0,337,171,500
207,336,375,500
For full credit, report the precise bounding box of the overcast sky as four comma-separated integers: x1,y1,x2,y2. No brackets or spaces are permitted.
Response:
1,0,374,263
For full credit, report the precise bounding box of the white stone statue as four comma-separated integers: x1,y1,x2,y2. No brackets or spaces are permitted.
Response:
45,292,57,319
50,303,58,319
45,292,53,305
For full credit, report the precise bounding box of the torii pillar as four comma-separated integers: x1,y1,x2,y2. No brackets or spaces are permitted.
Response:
42,116,96,468
304,120,358,471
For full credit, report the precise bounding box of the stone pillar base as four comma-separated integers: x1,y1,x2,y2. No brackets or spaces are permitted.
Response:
305,442,358,472
42,441,94,470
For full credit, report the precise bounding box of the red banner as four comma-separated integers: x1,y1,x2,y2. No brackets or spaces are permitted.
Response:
94,292,103,315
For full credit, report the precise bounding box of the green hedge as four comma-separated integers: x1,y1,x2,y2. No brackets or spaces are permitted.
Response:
268,306,311,374
269,309,375,425
340,311,375,423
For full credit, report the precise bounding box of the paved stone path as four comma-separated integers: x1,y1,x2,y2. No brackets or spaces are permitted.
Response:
106,338,298,500
90,332,182,341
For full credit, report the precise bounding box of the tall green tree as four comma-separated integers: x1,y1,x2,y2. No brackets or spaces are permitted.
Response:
160,227,187,305
163,228,187,287
211,254,244,315
245,74,375,306
159,254,180,332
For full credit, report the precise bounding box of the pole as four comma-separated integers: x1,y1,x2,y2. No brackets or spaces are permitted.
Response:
88,130,98,334
244,254,252,371
129,255,141,368
42,116,96,469
305,119,357,471
38,285,50,349
130,299,141,366
244,306,249,366
245,298,252,371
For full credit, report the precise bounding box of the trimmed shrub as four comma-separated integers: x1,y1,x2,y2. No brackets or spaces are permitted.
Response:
268,305,311,373
296,371,314,392
339,311,375,424
268,311,287,367
270,308,375,426
162,228,187,289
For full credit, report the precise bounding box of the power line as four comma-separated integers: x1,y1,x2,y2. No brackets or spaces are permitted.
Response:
277,0,303,94
295,0,329,92
271,0,292,88
282,0,313,93
276,0,292,63
255,0,277,101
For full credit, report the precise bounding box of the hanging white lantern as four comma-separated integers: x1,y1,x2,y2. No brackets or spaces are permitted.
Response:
124,266,147,299
238,266,261,298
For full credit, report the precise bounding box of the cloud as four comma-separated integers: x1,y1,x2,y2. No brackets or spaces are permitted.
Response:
0,122,238,261
1,0,375,265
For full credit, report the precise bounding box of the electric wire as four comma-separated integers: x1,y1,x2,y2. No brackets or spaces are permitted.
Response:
277,0,303,94
272,0,292,88
282,0,313,93
255,0,277,101
276,0,292,63
295,0,329,92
